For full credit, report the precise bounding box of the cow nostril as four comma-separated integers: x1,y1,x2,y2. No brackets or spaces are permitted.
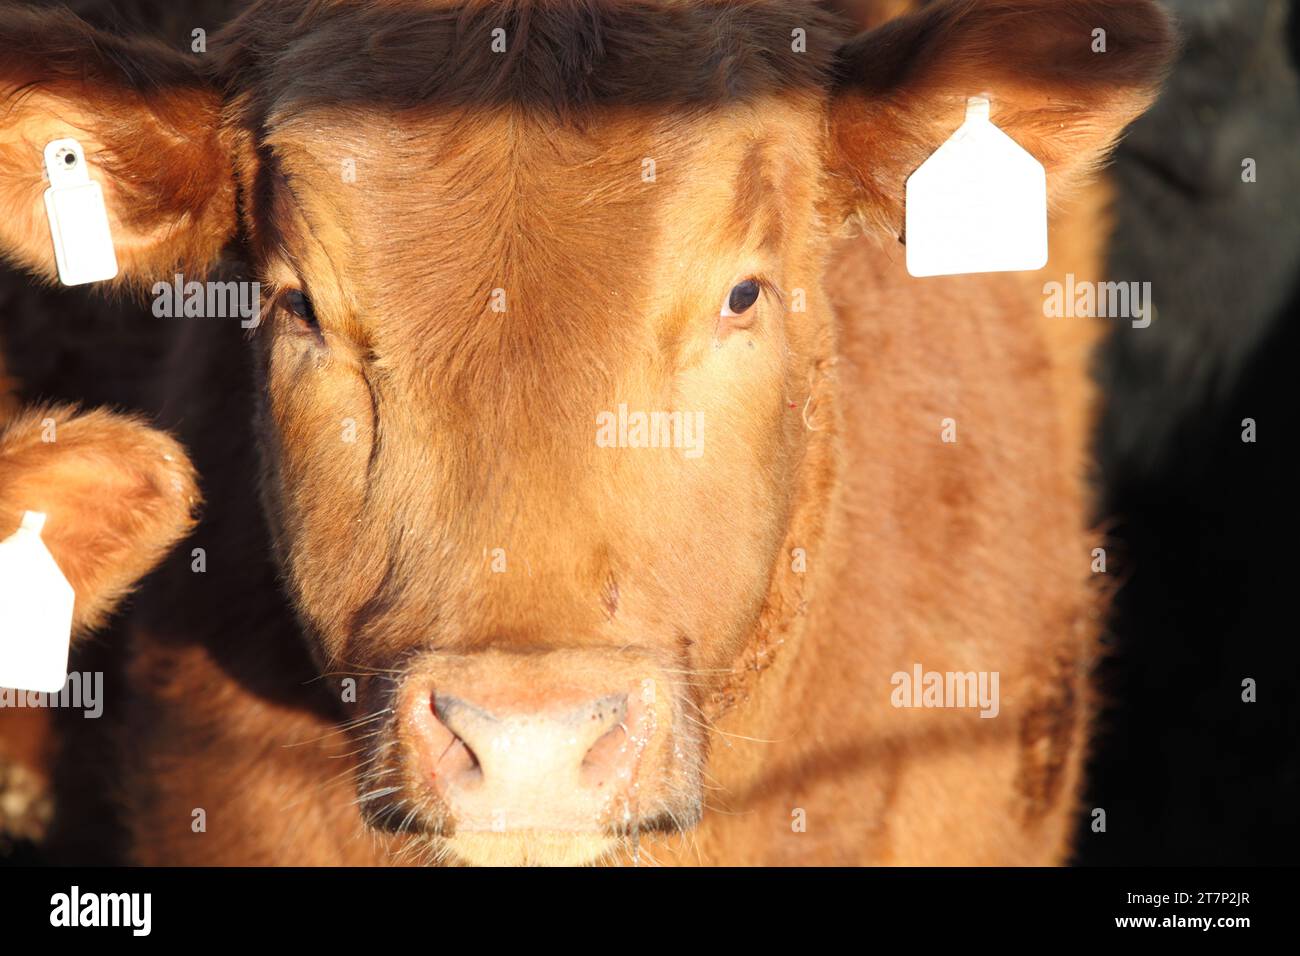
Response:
428,693,484,786
447,735,481,775
581,723,628,780
579,693,634,788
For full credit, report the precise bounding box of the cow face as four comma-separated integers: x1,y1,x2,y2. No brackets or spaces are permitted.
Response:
0,0,1171,864
219,4,849,866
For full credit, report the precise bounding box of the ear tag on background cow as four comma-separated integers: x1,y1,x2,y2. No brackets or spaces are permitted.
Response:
904,96,1048,278
42,138,119,286
0,512,74,693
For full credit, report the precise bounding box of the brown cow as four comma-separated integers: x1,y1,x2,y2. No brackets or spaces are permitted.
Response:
0,403,199,844
0,0,1173,866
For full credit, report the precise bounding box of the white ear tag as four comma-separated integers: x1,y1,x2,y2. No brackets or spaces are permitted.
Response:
905,96,1047,278
42,138,119,286
0,512,74,694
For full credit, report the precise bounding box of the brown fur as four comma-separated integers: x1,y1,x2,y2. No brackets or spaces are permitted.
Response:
0,0,1173,865
828,0,1171,235
0,5,238,286
0,405,200,634
0,402,200,845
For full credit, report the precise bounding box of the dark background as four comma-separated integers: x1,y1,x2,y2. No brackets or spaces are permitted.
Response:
1074,0,1300,865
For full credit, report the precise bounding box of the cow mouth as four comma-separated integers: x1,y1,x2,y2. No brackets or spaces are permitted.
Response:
365,812,691,867
439,829,649,867
356,778,695,866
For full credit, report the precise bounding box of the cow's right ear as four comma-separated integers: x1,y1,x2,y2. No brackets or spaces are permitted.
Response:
0,406,199,637
0,6,238,287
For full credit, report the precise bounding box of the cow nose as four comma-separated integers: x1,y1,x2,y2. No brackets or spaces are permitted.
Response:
413,688,650,831
434,692,629,787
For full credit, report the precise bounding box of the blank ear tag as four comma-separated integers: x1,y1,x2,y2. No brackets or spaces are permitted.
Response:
42,138,119,286
905,96,1047,278
0,512,74,694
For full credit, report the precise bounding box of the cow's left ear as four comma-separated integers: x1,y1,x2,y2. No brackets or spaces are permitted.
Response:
0,6,238,287
826,0,1176,236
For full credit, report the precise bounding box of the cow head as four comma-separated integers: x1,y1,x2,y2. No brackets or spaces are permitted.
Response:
0,0,1171,865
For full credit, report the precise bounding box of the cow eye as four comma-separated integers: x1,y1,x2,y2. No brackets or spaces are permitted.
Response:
280,289,318,330
723,278,761,316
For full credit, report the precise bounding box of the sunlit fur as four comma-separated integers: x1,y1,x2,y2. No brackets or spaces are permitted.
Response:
0,399,199,846
0,404,199,635
0,0,1173,865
